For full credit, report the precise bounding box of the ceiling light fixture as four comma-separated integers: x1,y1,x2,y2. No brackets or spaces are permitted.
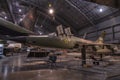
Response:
49,8,54,15
4,16,7,19
49,3,52,7
20,18,23,21
99,8,103,12
19,9,22,12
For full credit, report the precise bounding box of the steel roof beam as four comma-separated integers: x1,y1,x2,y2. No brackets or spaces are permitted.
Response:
86,0,120,8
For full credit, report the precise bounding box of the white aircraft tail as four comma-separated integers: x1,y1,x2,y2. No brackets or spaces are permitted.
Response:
83,32,87,39
96,31,106,44
56,25,73,38
64,27,73,37
56,25,65,37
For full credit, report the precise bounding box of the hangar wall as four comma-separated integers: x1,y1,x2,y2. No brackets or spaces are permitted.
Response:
79,16,120,43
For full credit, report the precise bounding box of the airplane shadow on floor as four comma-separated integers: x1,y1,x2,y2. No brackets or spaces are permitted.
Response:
19,61,67,71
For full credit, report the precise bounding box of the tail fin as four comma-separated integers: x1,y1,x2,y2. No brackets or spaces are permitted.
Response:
83,32,87,39
96,31,106,44
64,27,73,37
56,25,65,37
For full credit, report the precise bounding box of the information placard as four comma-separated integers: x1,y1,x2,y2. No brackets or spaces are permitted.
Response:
0,44,4,55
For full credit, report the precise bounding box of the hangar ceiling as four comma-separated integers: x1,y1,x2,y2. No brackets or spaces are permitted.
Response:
86,0,120,8
0,0,119,35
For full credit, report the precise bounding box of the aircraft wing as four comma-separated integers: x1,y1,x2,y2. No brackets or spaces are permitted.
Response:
0,18,34,36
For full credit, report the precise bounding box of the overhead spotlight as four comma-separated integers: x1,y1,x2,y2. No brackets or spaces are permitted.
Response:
49,3,52,7
4,16,7,19
49,8,54,15
20,18,23,21
19,9,22,12
0,44,3,47
99,8,103,12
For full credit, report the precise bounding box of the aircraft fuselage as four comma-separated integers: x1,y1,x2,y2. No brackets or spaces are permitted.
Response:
27,36,75,48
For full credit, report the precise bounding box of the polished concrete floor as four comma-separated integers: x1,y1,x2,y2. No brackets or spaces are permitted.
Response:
0,69,106,80
0,53,120,80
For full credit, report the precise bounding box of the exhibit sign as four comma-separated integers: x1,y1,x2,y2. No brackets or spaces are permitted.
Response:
0,44,4,55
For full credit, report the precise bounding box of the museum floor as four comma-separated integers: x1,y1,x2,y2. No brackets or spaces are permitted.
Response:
0,53,120,80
